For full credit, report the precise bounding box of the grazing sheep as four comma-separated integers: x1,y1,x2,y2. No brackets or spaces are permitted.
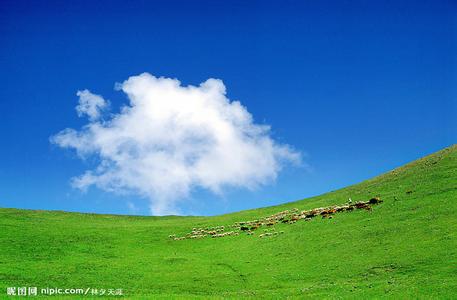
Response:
355,202,369,210
172,196,382,241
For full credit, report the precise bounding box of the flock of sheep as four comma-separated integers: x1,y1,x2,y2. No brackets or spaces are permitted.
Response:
169,197,383,241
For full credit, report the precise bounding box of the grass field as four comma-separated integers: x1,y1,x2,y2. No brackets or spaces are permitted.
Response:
1,145,456,299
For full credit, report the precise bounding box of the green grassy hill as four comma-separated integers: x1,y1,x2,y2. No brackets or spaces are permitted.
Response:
1,145,456,299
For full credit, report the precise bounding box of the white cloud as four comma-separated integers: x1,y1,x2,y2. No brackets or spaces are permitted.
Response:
75,89,109,121
51,73,301,215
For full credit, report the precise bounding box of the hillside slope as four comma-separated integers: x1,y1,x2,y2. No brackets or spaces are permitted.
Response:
1,145,456,298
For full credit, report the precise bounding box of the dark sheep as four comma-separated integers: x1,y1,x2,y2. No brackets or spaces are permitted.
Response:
368,197,383,204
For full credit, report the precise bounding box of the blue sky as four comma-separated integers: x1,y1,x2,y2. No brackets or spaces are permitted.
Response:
0,0,455,216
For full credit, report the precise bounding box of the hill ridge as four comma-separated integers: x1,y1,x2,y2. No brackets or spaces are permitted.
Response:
1,144,456,298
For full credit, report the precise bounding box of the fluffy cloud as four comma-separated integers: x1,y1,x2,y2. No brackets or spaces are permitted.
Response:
75,89,109,121
51,73,301,215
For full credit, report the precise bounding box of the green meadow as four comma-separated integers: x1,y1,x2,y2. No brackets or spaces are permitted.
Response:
1,145,456,299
